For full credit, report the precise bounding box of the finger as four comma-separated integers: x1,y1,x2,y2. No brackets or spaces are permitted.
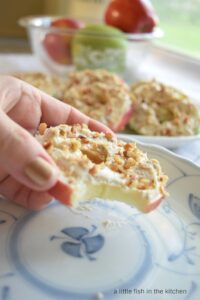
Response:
0,175,52,210
0,76,113,134
87,118,114,134
15,192,51,211
64,106,114,134
39,91,113,134
0,110,59,191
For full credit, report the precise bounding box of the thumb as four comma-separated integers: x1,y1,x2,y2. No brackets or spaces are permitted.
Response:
0,110,59,191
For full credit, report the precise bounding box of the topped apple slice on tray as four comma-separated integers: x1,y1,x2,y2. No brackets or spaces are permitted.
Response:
37,123,168,213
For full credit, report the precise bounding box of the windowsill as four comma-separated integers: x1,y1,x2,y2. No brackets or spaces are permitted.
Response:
0,37,31,53
154,42,200,63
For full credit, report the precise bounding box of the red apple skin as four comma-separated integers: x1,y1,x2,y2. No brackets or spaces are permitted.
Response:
49,181,73,206
43,33,73,64
144,196,164,213
113,106,134,132
51,18,85,30
43,18,85,65
104,0,158,33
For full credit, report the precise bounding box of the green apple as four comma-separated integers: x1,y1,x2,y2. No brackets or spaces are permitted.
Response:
72,24,128,73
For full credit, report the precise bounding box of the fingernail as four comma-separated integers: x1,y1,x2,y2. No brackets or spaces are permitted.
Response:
24,157,55,186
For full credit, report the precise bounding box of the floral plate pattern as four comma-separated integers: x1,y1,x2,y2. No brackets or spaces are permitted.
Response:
0,141,200,300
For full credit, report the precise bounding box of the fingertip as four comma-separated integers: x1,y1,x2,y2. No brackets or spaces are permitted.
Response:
28,201,51,211
88,119,114,135
12,190,53,211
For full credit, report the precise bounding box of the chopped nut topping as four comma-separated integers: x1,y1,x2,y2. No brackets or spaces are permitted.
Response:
59,129,66,136
114,155,123,165
105,132,113,141
124,157,136,169
43,141,52,150
82,148,107,164
39,123,47,135
111,164,119,172
89,166,97,175
70,139,81,151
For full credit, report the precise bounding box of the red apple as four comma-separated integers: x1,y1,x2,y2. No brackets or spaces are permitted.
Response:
51,18,85,30
104,0,158,33
43,18,85,65
43,33,73,64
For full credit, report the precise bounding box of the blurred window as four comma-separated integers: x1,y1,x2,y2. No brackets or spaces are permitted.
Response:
152,0,200,58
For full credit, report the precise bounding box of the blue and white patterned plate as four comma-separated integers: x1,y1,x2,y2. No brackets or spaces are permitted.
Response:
0,141,200,300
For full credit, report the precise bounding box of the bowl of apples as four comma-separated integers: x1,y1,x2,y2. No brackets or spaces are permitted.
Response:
19,0,162,77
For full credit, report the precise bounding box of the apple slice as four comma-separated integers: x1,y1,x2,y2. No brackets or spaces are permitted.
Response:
36,123,168,213
63,69,133,132
128,80,200,136
113,106,134,132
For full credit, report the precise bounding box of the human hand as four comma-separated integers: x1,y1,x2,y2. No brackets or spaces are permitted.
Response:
0,75,112,210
